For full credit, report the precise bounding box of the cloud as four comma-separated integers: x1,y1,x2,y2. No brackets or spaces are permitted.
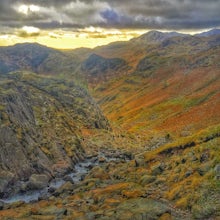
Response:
17,26,40,38
100,9,120,24
106,0,220,29
17,4,40,15
0,0,219,32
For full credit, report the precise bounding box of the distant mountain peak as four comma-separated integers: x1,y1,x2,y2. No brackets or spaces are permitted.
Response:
9,42,54,51
133,30,188,44
196,29,220,37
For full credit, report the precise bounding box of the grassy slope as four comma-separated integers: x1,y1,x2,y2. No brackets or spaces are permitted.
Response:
94,43,220,140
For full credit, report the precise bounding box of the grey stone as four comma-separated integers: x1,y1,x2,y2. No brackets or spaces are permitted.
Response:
140,175,156,185
185,170,193,178
134,153,145,167
54,181,74,196
0,201,5,210
151,163,164,175
214,164,220,179
39,206,67,216
28,174,49,190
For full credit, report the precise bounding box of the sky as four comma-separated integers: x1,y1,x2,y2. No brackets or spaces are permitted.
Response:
0,0,220,49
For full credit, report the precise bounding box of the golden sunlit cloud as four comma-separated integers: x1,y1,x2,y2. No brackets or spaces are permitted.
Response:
16,26,40,38
0,27,147,49
22,26,40,34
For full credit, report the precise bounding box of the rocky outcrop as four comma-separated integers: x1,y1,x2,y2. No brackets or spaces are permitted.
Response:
0,72,109,197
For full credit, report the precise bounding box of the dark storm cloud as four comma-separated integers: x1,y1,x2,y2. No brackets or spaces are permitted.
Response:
0,0,220,32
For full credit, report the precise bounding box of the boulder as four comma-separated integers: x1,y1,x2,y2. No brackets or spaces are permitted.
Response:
214,164,220,179
0,171,14,194
48,187,56,194
98,157,106,163
134,153,145,167
63,175,74,184
140,175,156,185
0,201,5,210
197,163,211,176
86,166,110,180
0,179,8,194
123,152,133,160
185,170,193,178
54,181,74,196
4,201,25,209
115,198,170,220
151,163,164,175
19,181,28,193
39,206,67,216
28,174,49,190
38,194,49,201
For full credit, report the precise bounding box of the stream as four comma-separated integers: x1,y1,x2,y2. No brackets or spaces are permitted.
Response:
0,152,129,204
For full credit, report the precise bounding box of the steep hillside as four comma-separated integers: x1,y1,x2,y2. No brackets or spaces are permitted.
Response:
0,72,109,198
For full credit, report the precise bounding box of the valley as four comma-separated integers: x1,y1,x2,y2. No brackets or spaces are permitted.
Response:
0,30,219,219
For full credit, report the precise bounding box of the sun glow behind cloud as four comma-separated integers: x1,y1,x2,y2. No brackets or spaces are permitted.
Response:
0,27,148,49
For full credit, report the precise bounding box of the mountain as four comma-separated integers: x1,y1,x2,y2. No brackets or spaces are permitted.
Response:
0,43,56,74
94,31,220,136
92,30,218,71
0,43,84,81
0,30,219,219
196,28,220,37
132,30,189,44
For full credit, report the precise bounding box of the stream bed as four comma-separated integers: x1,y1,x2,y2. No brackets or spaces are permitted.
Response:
0,152,130,204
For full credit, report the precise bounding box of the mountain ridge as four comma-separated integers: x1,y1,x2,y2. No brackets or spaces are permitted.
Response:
0,28,220,77
195,28,220,37
131,30,189,44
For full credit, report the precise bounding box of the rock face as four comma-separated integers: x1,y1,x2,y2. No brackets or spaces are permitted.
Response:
0,72,109,197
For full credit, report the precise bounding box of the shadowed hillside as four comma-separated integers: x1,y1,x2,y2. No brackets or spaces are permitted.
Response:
81,53,130,86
